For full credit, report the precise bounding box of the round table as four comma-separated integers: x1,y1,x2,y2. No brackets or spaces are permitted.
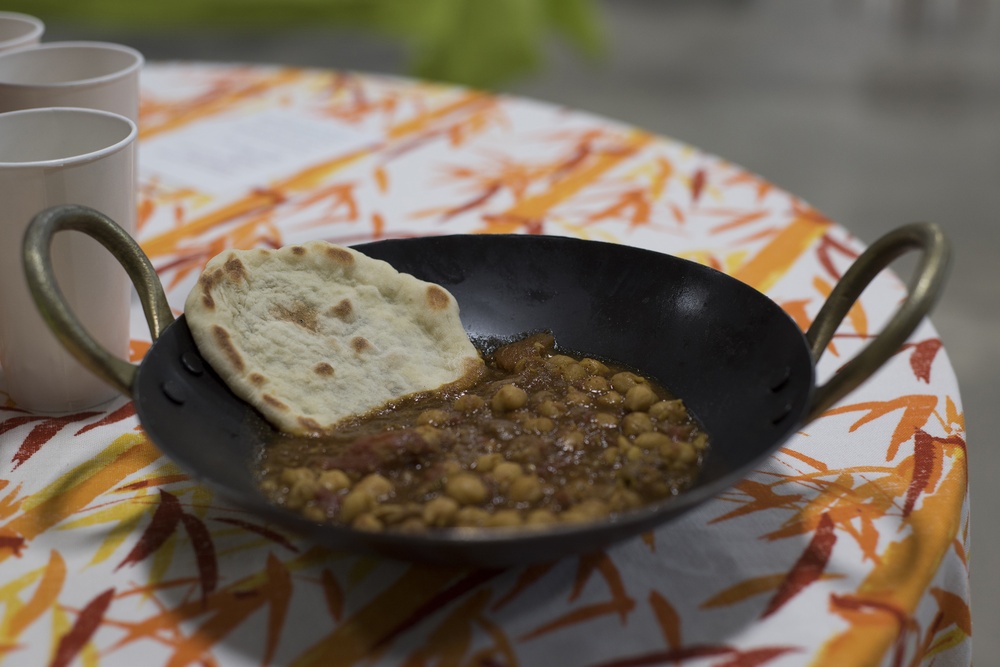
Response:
0,63,970,667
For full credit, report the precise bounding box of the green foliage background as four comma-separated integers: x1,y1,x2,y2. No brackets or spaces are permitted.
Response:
6,0,606,88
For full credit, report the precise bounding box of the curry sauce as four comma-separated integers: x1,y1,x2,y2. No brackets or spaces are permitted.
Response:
257,333,708,531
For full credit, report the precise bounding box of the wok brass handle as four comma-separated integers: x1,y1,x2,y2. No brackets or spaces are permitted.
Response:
22,204,175,396
804,222,951,423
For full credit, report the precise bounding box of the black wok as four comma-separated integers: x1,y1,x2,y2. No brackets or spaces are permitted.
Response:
23,205,950,567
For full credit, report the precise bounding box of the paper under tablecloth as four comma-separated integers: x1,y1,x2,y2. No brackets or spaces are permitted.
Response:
0,63,970,667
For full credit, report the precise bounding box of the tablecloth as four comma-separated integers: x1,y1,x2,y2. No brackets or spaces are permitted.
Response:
0,63,970,667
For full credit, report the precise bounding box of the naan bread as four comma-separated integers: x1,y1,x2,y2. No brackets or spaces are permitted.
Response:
184,241,483,434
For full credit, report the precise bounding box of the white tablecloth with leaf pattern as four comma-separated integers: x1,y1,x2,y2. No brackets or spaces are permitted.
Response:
0,63,970,667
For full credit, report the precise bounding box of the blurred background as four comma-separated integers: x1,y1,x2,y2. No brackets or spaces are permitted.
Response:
11,0,997,661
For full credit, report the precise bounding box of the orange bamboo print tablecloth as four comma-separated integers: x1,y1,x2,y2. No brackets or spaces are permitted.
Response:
0,63,970,667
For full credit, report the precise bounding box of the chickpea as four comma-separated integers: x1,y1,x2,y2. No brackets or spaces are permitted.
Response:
453,394,485,413
417,408,450,426
455,506,490,527
593,412,619,428
602,446,620,464
582,376,610,393
508,410,535,430
623,384,658,412
558,430,585,452
339,489,375,522
286,478,320,509
610,371,644,394
445,473,489,505
609,488,643,511
475,452,503,472
559,363,589,382
563,479,593,503
668,441,698,465
656,441,676,461
692,432,709,451
513,357,536,373
374,503,413,524
523,417,555,434
621,412,653,437
492,461,523,484
352,512,384,532
575,499,610,519
318,469,351,492
280,467,315,487
648,481,672,498
302,504,327,522
442,460,463,475
537,400,566,418
595,391,623,410
546,354,575,367
507,434,543,465
634,431,672,451
492,384,528,412
486,509,523,528
260,479,278,494
397,517,429,533
355,473,394,499
508,474,544,503
649,399,687,423
625,445,643,461
483,424,516,447
414,425,443,447
560,509,591,524
525,509,558,526
565,388,592,407
580,358,610,376
423,496,460,527
531,390,556,405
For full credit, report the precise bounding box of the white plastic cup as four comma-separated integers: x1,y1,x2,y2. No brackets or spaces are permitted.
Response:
0,12,44,53
0,107,136,413
0,41,143,121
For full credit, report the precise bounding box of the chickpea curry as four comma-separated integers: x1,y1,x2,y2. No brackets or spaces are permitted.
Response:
257,333,709,532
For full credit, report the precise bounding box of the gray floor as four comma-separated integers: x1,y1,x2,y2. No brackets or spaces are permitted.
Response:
48,0,999,661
